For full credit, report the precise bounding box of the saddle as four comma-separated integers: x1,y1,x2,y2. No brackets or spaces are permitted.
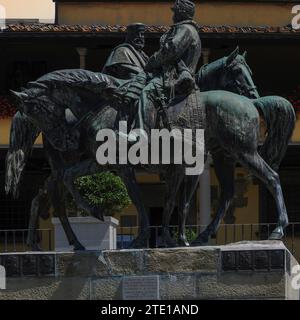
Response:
152,83,206,136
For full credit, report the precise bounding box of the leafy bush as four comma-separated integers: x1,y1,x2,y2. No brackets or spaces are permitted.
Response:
66,172,131,216
173,228,197,243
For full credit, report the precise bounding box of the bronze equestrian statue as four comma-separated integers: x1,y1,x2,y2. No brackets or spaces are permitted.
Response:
5,0,295,250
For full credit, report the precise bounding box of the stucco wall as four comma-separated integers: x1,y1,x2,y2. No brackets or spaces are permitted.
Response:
57,2,296,26
1,0,54,20
0,119,43,145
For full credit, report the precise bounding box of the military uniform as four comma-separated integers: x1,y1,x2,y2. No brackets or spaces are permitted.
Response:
138,18,201,132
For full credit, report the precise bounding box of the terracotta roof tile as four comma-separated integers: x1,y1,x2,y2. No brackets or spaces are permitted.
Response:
2,23,300,34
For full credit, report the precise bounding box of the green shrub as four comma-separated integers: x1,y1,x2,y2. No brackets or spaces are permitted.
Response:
173,228,197,243
66,172,131,216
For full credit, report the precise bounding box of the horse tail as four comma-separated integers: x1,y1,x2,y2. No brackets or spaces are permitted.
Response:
5,111,40,198
253,96,296,171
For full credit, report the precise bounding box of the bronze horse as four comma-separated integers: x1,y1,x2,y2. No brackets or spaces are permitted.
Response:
5,48,295,250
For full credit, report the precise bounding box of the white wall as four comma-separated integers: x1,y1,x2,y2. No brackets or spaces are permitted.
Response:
0,0,54,21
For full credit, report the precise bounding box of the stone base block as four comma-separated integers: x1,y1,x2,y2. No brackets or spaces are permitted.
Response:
0,241,299,300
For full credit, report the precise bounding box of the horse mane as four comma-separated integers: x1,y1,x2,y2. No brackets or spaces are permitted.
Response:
20,69,116,120
197,57,226,91
27,69,117,91
197,54,252,91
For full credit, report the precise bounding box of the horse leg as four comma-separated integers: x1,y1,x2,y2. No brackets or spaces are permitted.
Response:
234,151,288,239
27,191,51,251
63,160,105,220
178,175,200,247
119,167,150,249
44,140,85,251
27,176,52,251
49,177,85,251
161,166,185,248
191,151,235,246
27,191,43,251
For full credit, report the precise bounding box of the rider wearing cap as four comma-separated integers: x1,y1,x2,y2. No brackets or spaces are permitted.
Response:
102,23,149,80
134,0,201,134
102,23,150,128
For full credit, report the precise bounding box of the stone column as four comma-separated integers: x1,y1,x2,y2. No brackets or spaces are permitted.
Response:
202,48,210,65
76,47,88,69
197,48,211,231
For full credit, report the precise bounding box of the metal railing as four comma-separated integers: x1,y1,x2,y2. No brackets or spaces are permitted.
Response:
117,222,300,261
1,223,299,262
0,229,52,252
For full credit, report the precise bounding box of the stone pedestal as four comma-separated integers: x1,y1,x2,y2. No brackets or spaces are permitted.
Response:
51,216,119,251
0,241,299,300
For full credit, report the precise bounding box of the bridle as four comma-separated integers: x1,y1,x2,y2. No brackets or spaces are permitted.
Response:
232,79,257,96
223,59,258,97
197,56,258,97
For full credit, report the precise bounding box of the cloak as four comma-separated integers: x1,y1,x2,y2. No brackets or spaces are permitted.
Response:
102,43,149,79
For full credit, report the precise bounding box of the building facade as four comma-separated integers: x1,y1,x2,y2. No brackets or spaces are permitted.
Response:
0,0,300,251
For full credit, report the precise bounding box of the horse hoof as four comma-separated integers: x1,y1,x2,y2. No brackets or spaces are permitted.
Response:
177,237,190,247
128,231,150,249
129,238,148,249
190,233,209,247
269,227,284,240
190,240,208,247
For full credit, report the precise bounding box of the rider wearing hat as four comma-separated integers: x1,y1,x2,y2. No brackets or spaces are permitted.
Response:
102,23,149,80
134,0,202,135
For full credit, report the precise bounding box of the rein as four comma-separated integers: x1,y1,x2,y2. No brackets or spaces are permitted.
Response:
197,56,257,98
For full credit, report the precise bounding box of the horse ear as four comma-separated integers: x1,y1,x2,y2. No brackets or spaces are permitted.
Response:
226,46,239,66
10,90,28,101
9,90,28,111
243,51,247,60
